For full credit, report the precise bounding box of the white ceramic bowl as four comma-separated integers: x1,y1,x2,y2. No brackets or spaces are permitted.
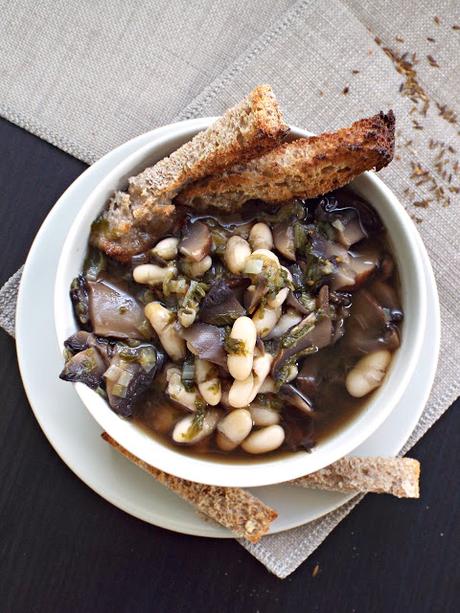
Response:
54,118,427,487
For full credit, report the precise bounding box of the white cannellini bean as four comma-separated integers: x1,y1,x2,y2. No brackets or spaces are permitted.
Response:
252,305,281,338
249,403,280,426
241,425,285,454
285,363,298,383
187,255,213,278
133,263,176,286
345,350,392,398
258,377,276,393
248,353,273,403
228,352,272,408
267,287,289,309
224,236,251,274
267,309,303,339
145,302,186,361
249,223,273,251
227,316,257,381
151,237,179,260
172,408,221,445
166,368,200,411
195,358,221,406
251,248,280,264
177,308,197,328
217,408,253,451
228,373,254,408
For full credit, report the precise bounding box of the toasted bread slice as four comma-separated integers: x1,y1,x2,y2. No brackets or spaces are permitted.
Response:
176,111,395,211
91,85,288,261
291,456,420,498
101,433,277,542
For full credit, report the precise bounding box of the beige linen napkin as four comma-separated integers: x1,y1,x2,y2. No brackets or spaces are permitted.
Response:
1,0,459,578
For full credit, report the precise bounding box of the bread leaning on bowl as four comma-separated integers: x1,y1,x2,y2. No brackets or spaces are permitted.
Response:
175,111,395,211
91,84,288,261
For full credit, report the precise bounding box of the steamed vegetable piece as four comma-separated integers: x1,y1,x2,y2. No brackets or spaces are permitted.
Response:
70,274,151,339
59,347,106,389
178,280,208,327
61,335,163,417
103,342,163,416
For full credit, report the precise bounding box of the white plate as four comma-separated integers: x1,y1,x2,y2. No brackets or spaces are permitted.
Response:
16,121,440,538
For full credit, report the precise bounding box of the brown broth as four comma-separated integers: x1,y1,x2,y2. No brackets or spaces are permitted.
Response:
127,190,404,460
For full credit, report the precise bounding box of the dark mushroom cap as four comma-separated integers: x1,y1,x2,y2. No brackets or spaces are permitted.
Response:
199,280,245,325
59,347,106,389
273,221,296,261
179,221,211,262
87,276,151,340
180,323,228,369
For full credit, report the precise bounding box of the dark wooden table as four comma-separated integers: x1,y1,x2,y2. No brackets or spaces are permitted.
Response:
1,118,459,613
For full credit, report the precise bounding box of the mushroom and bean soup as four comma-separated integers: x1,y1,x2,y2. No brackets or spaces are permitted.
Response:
60,189,403,457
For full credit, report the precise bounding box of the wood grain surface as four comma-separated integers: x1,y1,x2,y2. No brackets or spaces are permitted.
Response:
0,119,458,613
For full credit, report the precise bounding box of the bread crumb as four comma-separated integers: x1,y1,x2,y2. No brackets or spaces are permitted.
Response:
312,564,320,577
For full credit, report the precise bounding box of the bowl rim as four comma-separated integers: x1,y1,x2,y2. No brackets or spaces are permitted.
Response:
54,118,427,487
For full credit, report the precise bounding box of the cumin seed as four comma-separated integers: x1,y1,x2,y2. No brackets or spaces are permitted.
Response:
427,55,440,68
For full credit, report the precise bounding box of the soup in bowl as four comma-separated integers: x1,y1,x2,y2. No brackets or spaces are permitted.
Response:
54,120,426,487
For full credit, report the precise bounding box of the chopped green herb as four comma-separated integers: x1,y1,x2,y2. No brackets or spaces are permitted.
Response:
183,403,207,441
83,247,106,281
225,337,247,355
281,319,316,348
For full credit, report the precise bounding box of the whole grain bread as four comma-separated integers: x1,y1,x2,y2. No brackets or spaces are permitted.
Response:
101,432,278,542
291,456,420,498
91,85,288,261
175,111,395,211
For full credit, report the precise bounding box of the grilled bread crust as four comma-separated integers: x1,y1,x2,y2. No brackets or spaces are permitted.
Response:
292,455,420,498
176,111,395,211
91,85,288,261
101,433,278,542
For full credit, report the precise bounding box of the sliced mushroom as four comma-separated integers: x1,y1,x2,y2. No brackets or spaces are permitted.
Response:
280,383,314,415
181,323,228,369
344,289,400,355
179,221,212,262
315,191,382,238
244,277,269,314
273,221,295,260
271,314,333,380
59,347,106,389
63,330,93,354
103,342,161,417
199,280,245,325
87,276,151,339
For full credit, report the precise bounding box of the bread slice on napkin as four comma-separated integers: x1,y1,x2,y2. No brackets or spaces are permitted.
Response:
91,85,288,261
291,456,420,498
101,433,277,542
176,111,395,211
